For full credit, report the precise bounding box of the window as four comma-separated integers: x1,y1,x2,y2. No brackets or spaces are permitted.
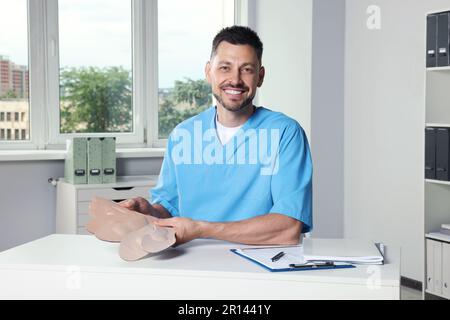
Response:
157,0,235,139
0,112,4,121
0,129,4,139
0,0,30,143
58,0,133,135
1,0,242,149
14,129,19,140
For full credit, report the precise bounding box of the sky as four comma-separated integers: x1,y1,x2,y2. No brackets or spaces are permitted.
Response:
0,0,233,88
0,0,28,65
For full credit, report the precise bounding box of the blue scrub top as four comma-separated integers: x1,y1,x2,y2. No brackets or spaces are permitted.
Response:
150,106,313,232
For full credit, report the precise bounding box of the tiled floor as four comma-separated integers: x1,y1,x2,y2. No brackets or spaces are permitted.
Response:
400,286,422,300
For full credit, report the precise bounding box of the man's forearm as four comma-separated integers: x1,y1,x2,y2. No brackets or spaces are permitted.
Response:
197,214,302,245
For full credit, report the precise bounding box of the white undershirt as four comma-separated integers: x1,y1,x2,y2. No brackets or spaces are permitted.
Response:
216,116,243,146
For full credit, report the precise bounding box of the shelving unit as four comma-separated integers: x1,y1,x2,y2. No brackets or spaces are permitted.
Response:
425,179,450,186
425,123,450,128
424,10,450,300
427,66,450,71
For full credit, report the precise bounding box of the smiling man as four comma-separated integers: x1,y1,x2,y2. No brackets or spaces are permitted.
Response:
121,26,312,246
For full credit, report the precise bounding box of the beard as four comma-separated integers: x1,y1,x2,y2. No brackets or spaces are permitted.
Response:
213,92,255,113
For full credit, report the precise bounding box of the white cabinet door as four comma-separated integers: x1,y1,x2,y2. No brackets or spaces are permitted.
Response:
433,240,443,296
426,239,435,293
443,242,450,299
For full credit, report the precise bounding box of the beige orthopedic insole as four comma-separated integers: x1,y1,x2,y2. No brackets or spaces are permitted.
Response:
87,197,176,261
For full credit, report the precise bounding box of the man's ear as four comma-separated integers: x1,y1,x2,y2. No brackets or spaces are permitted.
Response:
205,62,212,84
257,66,265,87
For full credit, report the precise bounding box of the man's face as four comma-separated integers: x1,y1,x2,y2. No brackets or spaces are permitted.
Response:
205,41,265,113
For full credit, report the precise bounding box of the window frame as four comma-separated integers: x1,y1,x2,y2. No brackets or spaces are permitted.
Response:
0,0,247,150
46,0,145,148
152,0,242,147
0,0,45,150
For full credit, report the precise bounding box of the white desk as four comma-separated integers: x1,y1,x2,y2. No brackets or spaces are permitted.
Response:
0,235,400,300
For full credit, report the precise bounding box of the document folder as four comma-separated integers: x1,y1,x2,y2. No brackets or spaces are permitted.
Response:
230,246,355,272
437,12,450,67
102,137,116,184
436,128,450,181
64,138,87,185
302,238,384,265
87,137,103,184
425,127,437,179
427,14,438,68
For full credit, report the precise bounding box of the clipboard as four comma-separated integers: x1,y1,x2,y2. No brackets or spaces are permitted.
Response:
230,247,355,273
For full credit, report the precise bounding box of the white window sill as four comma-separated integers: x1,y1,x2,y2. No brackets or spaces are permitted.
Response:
0,148,165,162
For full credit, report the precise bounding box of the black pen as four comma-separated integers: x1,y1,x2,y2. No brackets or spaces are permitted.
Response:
289,262,335,269
271,251,285,262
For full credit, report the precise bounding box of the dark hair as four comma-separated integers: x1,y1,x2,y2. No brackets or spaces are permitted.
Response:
211,26,263,64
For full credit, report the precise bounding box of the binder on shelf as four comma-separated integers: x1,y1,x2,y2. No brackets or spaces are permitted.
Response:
87,138,103,184
64,138,87,185
425,127,437,179
427,14,438,68
436,128,450,181
102,137,117,184
437,12,450,67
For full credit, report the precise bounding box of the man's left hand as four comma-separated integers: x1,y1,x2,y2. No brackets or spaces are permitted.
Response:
154,217,204,246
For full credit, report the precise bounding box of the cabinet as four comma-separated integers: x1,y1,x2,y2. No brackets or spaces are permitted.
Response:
424,9,450,300
443,242,450,298
56,175,158,235
425,237,450,299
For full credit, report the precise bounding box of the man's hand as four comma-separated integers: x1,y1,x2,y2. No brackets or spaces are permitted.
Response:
119,197,154,215
154,217,204,246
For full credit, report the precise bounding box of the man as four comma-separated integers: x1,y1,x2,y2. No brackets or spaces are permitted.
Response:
121,26,312,246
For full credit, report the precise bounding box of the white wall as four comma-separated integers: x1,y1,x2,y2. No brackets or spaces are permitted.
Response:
251,0,346,239
310,0,345,238
344,0,450,281
251,0,313,138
